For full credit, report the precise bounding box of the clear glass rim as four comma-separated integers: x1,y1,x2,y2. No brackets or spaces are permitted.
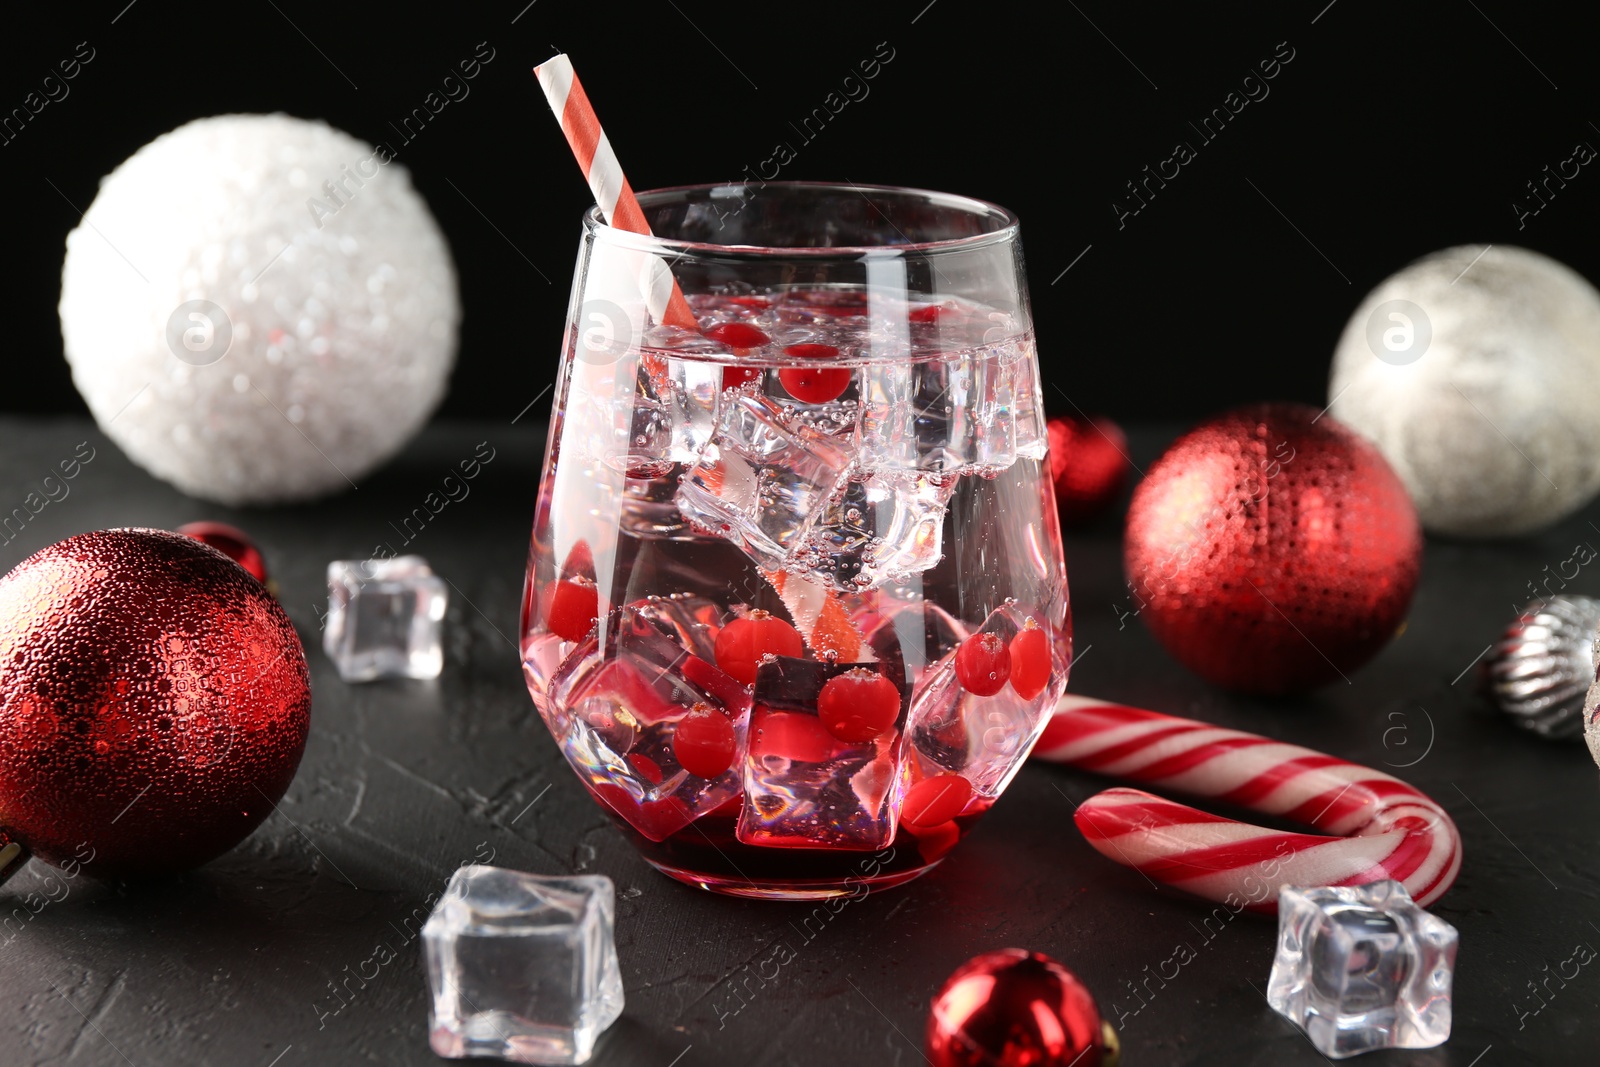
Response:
582,181,1021,258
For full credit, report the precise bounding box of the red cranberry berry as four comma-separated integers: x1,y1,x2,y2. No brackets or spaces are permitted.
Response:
714,610,804,685
901,773,973,828
543,578,599,643
704,322,770,349
955,632,1011,696
817,669,901,743
673,704,737,779
1008,622,1054,701
778,343,850,404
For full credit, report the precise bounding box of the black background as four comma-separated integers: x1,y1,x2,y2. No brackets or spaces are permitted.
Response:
3,0,1598,423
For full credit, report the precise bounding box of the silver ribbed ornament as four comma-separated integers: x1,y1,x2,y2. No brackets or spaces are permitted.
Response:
1485,595,1600,739
1584,626,1600,768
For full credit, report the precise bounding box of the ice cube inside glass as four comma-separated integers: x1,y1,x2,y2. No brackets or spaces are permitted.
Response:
422,865,623,1066
1267,881,1457,1058
324,555,447,681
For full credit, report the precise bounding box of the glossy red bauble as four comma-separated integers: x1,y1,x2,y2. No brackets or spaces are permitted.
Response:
1124,403,1422,695
927,949,1117,1067
177,521,269,584
1047,415,1130,526
0,529,311,880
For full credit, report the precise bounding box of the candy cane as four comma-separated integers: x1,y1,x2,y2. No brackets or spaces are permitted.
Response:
1033,695,1462,912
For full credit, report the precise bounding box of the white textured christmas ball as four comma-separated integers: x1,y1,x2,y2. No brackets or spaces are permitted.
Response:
59,114,458,505
1328,245,1600,538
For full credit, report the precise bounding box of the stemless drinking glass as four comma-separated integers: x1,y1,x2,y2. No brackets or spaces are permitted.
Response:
521,183,1069,899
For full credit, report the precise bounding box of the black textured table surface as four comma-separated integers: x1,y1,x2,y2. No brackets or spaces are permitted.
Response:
3,416,1597,1067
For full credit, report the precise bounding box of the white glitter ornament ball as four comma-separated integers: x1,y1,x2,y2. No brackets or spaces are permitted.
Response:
1328,245,1600,538
59,114,458,505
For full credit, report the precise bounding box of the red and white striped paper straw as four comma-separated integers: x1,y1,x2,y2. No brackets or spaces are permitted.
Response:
533,53,698,330
1033,695,1462,911
531,54,871,663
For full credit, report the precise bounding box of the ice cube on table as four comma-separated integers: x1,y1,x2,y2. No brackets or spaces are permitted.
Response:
1268,881,1458,1059
423,865,622,1066
550,601,749,842
903,602,1066,799
737,654,909,850
675,392,851,569
802,468,956,591
324,556,447,682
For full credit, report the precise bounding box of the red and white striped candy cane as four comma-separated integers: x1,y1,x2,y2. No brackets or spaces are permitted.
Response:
1032,695,1462,912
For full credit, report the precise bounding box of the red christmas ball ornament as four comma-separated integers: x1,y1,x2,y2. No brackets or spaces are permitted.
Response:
177,521,269,584
927,949,1119,1067
1048,414,1130,525
1124,402,1421,695
0,529,311,884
